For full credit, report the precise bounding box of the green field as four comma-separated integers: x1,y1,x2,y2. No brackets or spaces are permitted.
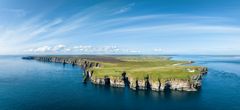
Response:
88,56,204,81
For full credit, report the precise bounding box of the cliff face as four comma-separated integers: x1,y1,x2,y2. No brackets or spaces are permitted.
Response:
30,56,100,72
110,78,125,87
91,77,125,87
24,56,208,92
91,77,106,85
128,74,205,92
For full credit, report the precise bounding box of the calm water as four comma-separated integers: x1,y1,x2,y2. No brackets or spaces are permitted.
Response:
0,55,240,110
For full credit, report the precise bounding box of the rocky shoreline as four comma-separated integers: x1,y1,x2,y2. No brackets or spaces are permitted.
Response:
23,56,208,92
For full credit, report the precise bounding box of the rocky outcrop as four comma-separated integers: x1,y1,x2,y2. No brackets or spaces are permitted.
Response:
110,78,125,87
91,77,107,85
149,80,161,91
129,78,138,90
23,56,208,92
91,75,126,88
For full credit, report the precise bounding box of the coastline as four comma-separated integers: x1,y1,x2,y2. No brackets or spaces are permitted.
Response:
22,55,208,92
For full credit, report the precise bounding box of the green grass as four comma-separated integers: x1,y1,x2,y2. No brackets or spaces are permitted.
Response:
88,56,203,81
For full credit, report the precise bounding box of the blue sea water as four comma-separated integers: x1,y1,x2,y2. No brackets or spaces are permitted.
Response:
0,55,240,110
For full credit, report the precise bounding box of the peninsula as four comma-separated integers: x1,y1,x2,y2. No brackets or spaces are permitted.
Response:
23,55,207,92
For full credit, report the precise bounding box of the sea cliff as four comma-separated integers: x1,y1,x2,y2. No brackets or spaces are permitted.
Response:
22,56,207,92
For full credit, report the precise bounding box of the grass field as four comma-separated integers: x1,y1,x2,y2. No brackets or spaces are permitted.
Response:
88,56,203,81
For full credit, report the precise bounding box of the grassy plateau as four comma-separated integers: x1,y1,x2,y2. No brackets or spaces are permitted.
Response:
86,56,204,81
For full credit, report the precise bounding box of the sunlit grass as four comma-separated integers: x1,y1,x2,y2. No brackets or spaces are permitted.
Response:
89,56,202,81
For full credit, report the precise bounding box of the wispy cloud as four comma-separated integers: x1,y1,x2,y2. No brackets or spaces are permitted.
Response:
0,16,63,45
96,23,240,35
0,2,240,55
113,3,135,14
2,12,239,54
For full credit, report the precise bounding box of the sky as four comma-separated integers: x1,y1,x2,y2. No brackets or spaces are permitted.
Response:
0,0,240,55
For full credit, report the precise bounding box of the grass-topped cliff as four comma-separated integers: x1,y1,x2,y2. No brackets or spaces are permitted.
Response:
88,56,203,81
23,55,207,91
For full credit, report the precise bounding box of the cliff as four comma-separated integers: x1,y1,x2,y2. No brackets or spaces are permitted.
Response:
22,56,207,92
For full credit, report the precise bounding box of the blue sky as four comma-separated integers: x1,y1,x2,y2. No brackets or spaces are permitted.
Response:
0,0,240,55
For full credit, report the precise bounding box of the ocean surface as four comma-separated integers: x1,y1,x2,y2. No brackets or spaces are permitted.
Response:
0,55,240,110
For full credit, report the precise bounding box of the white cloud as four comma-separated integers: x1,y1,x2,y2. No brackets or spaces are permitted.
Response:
27,46,52,53
26,45,70,53
71,45,138,53
25,44,141,54
52,44,66,51
153,48,164,52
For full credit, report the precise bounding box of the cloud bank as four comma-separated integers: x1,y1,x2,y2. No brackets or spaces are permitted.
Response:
26,44,143,54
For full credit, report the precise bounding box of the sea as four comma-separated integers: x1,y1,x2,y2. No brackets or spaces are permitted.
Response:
0,55,239,110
